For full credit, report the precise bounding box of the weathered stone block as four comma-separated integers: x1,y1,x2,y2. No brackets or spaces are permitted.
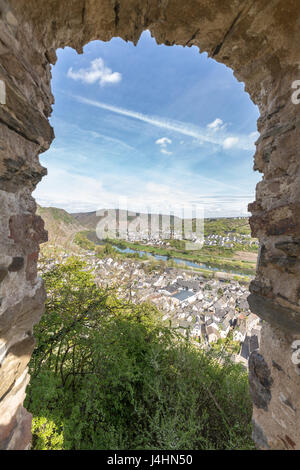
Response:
8,257,24,272
249,351,273,411
248,293,300,334
9,214,48,250
0,267,8,283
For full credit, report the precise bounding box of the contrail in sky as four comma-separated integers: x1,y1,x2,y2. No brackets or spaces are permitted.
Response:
74,95,256,150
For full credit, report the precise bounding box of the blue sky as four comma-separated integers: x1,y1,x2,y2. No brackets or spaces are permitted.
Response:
34,30,260,217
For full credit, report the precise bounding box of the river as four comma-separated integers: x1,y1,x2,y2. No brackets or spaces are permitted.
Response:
113,245,247,277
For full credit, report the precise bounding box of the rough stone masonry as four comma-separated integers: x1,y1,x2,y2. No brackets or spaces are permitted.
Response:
0,0,299,450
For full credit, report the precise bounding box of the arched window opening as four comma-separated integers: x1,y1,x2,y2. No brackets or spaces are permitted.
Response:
26,32,261,450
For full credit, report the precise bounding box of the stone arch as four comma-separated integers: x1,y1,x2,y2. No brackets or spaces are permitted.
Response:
0,0,299,450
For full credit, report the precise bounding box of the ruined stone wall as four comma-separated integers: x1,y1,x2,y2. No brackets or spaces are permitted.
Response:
0,0,299,450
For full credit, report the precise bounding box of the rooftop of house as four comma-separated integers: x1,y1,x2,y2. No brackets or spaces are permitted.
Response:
177,279,200,291
213,307,227,319
240,333,259,360
240,339,250,360
164,285,178,294
172,290,195,302
206,325,220,337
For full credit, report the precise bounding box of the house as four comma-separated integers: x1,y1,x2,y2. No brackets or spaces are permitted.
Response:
177,279,200,292
177,312,186,319
213,304,227,323
251,327,261,344
172,290,194,302
177,320,191,337
247,313,259,331
236,294,249,311
163,284,178,295
206,325,220,343
237,313,247,326
206,318,219,331
219,317,231,339
191,322,202,337
233,324,247,342
153,275,165,288
240,333,260,360
204,311,212,322
226,309,236,325
172,290,199,304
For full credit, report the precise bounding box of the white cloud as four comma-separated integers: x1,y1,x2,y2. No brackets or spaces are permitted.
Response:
207,118,225,131
67,58,122,87
156,137,172,147
156,137,173,155
223,137,239,149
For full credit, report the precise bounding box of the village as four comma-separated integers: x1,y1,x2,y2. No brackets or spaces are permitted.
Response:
39,248,261,368
124,230,258,250
204,233,259,248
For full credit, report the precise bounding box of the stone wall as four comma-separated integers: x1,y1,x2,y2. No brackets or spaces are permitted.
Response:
0,0,299,449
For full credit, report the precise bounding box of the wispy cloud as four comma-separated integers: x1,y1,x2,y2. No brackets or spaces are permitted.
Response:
52,117,135,152
160,148,173,155
68,58,122,87
35,159,256,217
89,129,135,151
74,95,257,151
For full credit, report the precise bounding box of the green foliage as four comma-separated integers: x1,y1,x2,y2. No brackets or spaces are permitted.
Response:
203,218,252,237
31,416,64,450
26,257,254,450
217,288,224,298
74,231,96,251
168,239,186,250
103,242,118,256
210,335,241,356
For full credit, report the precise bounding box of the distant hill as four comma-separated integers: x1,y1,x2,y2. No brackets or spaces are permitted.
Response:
72,210,251,237
71,210,101,229
37,205,85,247
37,205,252,247
72,209,183,231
